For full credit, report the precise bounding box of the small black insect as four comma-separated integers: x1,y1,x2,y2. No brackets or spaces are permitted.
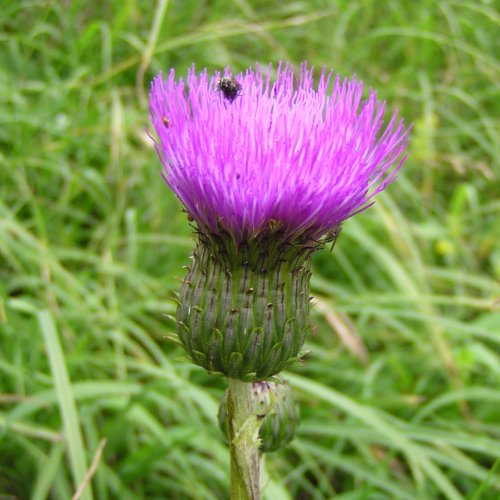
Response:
216,76,242,103
161,116,171,128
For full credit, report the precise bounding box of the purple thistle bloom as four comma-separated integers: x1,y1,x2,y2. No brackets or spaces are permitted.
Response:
149,62,410,243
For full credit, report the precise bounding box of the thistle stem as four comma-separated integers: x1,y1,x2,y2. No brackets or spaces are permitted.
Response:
227,378,261,500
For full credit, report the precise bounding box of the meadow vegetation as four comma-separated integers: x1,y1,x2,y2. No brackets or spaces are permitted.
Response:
0,0,499,498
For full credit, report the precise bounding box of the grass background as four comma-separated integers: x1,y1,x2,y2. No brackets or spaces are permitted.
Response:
1,0,499,498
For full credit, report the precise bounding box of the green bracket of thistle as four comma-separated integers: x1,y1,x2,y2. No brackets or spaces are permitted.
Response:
176,230,327,381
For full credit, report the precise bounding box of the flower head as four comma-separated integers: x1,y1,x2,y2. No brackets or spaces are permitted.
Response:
150,63,411,380
150,62,410,243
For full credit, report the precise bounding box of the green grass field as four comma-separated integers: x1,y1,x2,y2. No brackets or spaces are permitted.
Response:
1,0,499,498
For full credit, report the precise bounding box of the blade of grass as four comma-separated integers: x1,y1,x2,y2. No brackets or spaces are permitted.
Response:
38,310,93,500
31,442,67,500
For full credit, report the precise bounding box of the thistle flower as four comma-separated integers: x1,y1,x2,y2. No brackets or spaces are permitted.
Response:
150,63,410,380
150,62,409,243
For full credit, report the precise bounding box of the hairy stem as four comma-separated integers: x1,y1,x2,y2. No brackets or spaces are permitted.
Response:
227,378,261,500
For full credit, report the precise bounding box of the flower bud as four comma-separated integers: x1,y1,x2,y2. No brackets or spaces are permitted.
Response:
176,231,321,381
218,378,300,452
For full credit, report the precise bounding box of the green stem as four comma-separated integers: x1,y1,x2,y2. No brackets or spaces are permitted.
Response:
227,378,261,500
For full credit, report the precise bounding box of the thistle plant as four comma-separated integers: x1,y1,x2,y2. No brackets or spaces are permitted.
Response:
149,62,410,499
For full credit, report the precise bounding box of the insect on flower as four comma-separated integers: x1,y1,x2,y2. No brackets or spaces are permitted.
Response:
216,76,242,103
